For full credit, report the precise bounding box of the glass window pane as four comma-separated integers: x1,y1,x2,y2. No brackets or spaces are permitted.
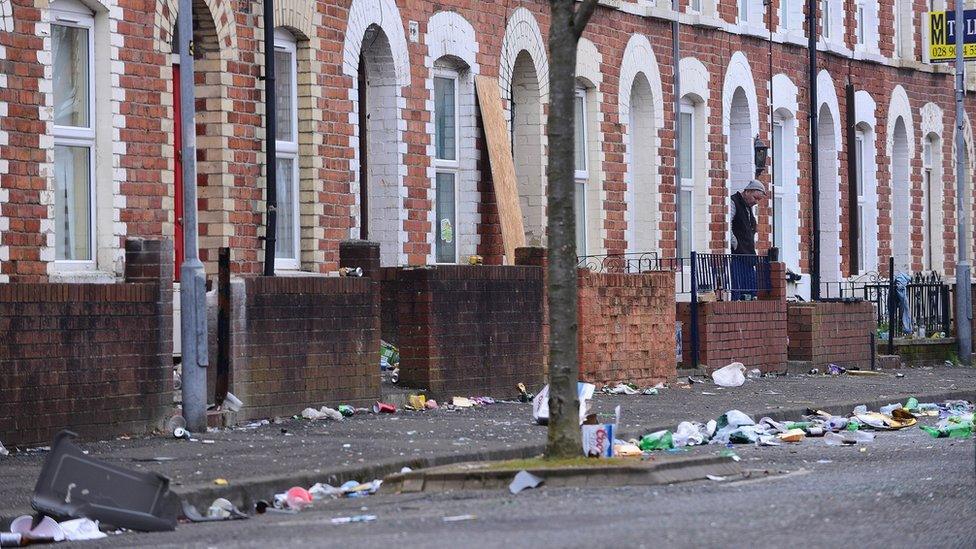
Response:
679,189,692,257
773,195,783,250
52,24,90,128
575,180,586,255
275,157,296,260
858,204,865,269
435,77,456,161
54,145,92,260
772,122,783,188
855,137,864,196
274,48,294,142
436,172,456,262
739,0,747,21
574,94,587,173
680,111,693,180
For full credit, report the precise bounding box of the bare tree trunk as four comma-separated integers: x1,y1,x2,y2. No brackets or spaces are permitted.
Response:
545,0,598,459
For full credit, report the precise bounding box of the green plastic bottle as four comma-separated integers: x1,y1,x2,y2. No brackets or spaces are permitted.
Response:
639,430,674,451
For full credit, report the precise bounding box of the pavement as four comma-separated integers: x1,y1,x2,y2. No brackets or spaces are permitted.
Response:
2,366,975,525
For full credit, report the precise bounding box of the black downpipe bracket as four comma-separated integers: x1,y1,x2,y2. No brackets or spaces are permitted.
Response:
262,0,277,276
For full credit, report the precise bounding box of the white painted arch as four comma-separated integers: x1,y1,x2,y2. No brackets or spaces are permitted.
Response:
576,37,606,256
854,90,879,275
885,84,915,272
619,34,665,255
722,51,759,196
920,101,945,273
771,73,801,273
817,69,843,283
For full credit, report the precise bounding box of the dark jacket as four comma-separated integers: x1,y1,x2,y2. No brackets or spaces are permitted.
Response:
731,191,756,255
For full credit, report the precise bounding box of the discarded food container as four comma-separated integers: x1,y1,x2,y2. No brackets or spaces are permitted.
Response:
285,487,313,510
373,402,396,414
408,394,427,410
31,431,177,532
711,362,746,387
222,392,244,412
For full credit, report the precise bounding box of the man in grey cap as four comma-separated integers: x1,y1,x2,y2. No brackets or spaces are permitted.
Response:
729,180,767,299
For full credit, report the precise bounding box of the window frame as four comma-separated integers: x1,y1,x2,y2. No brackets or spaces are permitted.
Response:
273,29,300,270
772,119,784,251
738,0,749,25
51,0,96,269
854,131,867,273
856,0,865,45
922,136,934,270
821,0,831,40
574,87,589,257
433,69,460,264
689,0,701,14
678,100,696,260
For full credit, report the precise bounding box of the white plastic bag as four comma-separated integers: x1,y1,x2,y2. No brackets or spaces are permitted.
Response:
712,362,746,387
532,383,595,425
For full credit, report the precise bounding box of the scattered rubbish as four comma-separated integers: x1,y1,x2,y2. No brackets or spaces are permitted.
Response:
641,387,659,395
31,431,177,532
131,457,177,463
400,467,413,474
816,459,833,464
777,429,806,443
808,368,820,375
604,383,639,395
8,515,64,543
672,421,707,447
407,395,427,410
254,500,296,515
824,430,874,446
509,471,544,494
380,340,399,370
222,392,244,412
846,370,885,377
517,383,534,403
284,487,314,510
309,483,344,500
613,442,642,457
746,368,762,379
532,383,595,426
338,405,355,417
639,430,674,451
854,411,916,430
339,267,364,277
426,399,439,410
390,368,399,384
582,406,620,457
442,514,477,522
58,518,107,541
705,474,726,482
213,478,228,486
0,440,8,457
711,362,746,387
302,406,344,421
330,515,377,524
173,427,190,440
827,364,846,375
452,397,474,408
180,499,248,523
201,439,216,444
719,450,741,462
701,392,718,396
372,402,397,414
895,373,905,378
919,407,974,438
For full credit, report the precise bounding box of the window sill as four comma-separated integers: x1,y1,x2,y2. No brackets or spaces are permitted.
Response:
48,269,116,284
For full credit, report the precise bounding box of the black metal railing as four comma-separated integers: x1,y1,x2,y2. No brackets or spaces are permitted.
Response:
575,252,681,274
817,259,951,353
689,252,773,298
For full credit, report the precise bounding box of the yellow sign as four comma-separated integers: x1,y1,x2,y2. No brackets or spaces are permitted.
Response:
929,10,976,63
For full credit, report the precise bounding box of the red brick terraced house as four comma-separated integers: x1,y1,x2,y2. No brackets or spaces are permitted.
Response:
0,0,974,300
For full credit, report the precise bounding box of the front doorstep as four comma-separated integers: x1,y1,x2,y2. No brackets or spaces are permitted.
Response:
383,454,742,493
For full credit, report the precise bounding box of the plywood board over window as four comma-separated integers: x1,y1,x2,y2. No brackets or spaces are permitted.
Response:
474,75,526,264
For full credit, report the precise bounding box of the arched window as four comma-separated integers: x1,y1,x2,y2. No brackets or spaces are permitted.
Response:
574,84,589,255
273,28,300,270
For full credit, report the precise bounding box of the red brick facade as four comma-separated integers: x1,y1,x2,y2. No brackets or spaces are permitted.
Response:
788,300,876,369
0,0,971,287
577,269,677,386
0,238,173,447
228,276,382,420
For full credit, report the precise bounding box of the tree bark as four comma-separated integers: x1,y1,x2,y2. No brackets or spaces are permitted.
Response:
545,0,598,459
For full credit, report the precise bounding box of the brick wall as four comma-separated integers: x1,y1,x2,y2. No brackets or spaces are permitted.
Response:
677,262,788,372
787,301,875,369
387,265,545,398
229,276,381,420
0,238,173,447
577,269,676,386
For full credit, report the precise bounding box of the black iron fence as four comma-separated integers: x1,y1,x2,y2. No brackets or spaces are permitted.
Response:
575,252,681,274
818,258,952,352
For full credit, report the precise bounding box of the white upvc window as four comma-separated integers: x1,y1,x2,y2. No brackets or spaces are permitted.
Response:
678,101,695,259
922,137,933,270
434,70,459,264
273,29,300,270
738,0,749,24
780,0,791,30
772,120,784,251
52,0,95,267
574,88,588,256
855,131,866,272
856,0,865,45
821,0,831,39
689,0,701,14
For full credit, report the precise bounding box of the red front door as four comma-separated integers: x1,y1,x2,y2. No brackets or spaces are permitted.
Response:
173,63,184,281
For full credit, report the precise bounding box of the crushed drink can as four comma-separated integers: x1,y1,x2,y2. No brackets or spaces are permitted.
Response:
338,405,355,417
372,402,396,414
173,427,190,439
